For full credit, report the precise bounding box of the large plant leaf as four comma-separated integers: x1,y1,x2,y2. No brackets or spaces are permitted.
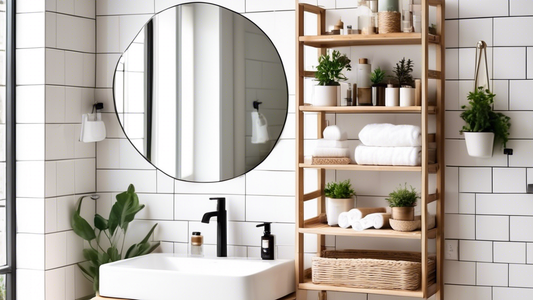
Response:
77,263,95,282
110,185,145,234
71,196,96,241
94,214,108,231
124,224,159,259
82,248,99,265
107,247,120,262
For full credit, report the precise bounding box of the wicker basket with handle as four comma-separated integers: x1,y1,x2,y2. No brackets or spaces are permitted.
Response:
311,249,436,291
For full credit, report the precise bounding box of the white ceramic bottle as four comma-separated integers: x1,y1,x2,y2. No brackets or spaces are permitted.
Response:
385,84,399,106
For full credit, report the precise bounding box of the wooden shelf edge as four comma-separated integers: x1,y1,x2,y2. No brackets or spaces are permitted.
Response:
301,218,438,240
299,279,425,298
299,33,441,47
299,105,436,114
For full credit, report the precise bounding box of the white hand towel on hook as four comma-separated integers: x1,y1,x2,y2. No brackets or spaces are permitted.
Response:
251,111,269,144
80,113,106,143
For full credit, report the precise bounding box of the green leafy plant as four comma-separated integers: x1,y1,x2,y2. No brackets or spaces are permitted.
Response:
460,87,511,148
314,50,352,86
324,180,355,199
429,24,437,35
370,67,387,86
392,57,414,86
386,183,419,207
72,184,160,292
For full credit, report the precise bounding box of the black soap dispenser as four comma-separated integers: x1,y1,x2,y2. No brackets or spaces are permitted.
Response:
256,222,274,260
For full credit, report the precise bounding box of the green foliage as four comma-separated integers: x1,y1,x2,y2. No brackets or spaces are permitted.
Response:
386,183,419,207
72,184,160,293
314,50,352,86
370,67,387,85
324,180,355,199
392,58,414,86
460,87,511,148
429,24,437,35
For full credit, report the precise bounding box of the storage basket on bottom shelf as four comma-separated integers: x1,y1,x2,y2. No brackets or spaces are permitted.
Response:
311,249,436,291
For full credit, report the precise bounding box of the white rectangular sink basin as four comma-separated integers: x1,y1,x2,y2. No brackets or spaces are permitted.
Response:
100,254,295,300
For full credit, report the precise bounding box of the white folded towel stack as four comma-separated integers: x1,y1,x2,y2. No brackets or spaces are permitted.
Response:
355,145,421,166
312,125,351,163
359,123,421,147
355,123,424,166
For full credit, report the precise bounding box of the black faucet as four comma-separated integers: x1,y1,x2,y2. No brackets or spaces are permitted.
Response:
201,197,227,257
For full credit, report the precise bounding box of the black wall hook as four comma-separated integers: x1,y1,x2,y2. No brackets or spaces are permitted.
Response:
92,102,104,113
253,100,262,111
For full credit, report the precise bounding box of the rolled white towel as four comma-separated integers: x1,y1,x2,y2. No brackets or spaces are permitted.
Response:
323,125,347,141
359,123,421,147
313,147,350,158
338,212,351,229
347,208,362,222
355,145,421,166
373,213,391,229
351,213,383,231
316,139,349,149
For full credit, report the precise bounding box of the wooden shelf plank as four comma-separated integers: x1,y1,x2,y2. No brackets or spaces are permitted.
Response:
299,105,436,114
300,219,437,239
428,0,442,6
299,33,440,48
299,164,439,174
304,190,322,201
428,70,442,79
300,279,438,298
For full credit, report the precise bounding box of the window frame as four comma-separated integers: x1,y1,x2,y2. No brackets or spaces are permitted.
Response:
1,0,16,299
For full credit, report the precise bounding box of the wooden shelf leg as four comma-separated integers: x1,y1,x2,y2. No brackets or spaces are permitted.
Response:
318,291,327,300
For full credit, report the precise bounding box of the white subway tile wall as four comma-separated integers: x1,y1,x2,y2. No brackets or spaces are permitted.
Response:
15,0,97,299
11,0,533,298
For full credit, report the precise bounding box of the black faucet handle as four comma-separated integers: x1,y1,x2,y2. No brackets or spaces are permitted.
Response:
209,197,226,211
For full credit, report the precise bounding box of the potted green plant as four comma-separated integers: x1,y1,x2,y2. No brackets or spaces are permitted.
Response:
72,184,160,293
392,57,415,107
370,67,387,106
324,179,356,226
314,50,352,106
460,87,511,158
386,183,418,221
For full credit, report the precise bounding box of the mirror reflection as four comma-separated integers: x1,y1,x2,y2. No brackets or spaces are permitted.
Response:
114,3,288,182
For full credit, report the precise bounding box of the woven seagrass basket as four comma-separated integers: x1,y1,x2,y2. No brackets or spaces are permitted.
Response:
312,249,436,290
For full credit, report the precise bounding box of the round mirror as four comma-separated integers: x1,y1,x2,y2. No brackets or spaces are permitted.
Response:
114,3,288,182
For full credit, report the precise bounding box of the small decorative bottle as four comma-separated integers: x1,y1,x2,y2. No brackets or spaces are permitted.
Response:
190,232,204,257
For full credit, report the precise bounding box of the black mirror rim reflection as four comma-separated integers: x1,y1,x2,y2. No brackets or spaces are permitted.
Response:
112,1,289,183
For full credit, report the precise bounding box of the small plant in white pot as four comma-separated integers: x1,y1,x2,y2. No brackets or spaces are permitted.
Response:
460,87,511,158
386,183,418,221
393,58,415,107
324,180,355,226
314,50,352,106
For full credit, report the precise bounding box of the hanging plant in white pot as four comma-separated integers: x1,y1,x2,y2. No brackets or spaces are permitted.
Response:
460,87,511,158
324,179,356,226
313,50,352,106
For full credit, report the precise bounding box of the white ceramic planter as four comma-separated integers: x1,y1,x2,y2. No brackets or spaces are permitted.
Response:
326,197,355,226
464,132,494,158
314,85,338,106
399,87,415,107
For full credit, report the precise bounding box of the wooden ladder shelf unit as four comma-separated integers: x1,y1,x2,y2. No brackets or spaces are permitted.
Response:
295,1,445,299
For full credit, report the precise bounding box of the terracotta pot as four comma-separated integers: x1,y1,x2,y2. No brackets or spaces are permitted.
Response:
391,207,415,221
